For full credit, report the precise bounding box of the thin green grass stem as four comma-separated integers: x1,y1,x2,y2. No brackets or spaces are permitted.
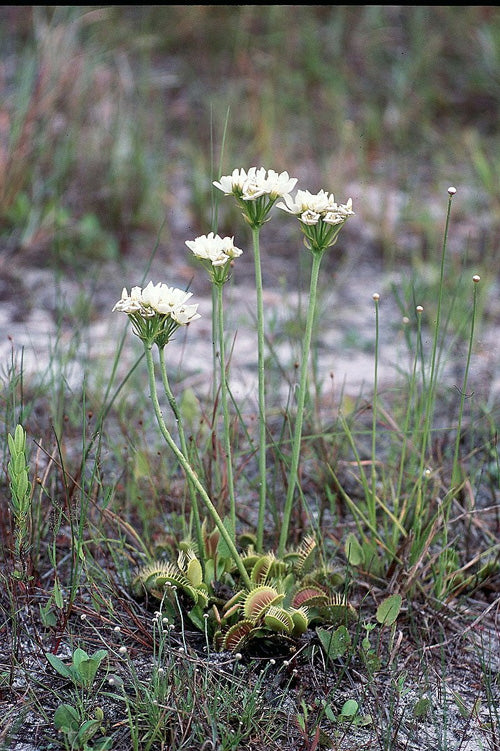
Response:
417,192,454,518
278,250,323,558
144,345,251,589
216,281,237,534
370,295,380,530
394,310,422,543
451,277,479,490
252,225,267,552
158,346,204,560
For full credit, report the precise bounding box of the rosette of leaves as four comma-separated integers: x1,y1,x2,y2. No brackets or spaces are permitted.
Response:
211,537,355,656
133,533,356,656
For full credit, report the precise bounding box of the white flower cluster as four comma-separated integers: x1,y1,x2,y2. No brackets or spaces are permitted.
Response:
213,167,297,201
185,232,243,266
277,189,354,226
113,281,200,325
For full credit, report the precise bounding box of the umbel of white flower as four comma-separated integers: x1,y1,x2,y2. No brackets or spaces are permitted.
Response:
277,189,354,251
185,232,243,284
113,281,200,347
185,233,242,266
213,167,298,228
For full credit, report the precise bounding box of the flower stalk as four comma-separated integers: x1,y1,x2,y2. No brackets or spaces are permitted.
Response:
144,344,251,589
276,189,354,556
213,168,298,551
185,233,244,536
215,279,237,534
158,346,204,559
278,249,323,557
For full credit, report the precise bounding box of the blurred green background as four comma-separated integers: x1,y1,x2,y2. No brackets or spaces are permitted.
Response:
1,5,499,265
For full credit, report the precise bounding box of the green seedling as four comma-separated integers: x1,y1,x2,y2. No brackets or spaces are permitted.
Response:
53,704,113,750
46,648,108,691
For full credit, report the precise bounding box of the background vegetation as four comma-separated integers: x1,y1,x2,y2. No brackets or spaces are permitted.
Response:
0,6,499,750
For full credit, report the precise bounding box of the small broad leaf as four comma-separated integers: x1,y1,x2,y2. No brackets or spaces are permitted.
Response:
53,579,64,609
344,533,364,566
317,625,351,661
76,717,102,745
77,658,101,687
54,703,80,732
46,653,72,680
71,648,89,671
340,699,359,718
376,594,402,626
413,697,431,718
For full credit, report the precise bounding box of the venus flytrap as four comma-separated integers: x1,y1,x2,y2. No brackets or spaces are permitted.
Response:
214,167,297,551
276,189,354,557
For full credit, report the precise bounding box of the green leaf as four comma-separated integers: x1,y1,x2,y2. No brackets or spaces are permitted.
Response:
54,703,80,732
376,594,402,626
317,625,351,661
340,699,359,718
76,718,102,744
76,650,107,687
216,516,235,560
413,697,430,718
39,602,57,628
53,579,64,609
344,533,364,566
46,653,72,680
94,738,114,751
72,648,89,671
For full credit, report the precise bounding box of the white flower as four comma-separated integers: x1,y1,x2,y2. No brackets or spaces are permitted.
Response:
300,209,321,225
185,233,243,267
112,287,146,314
214,167,297,202
154,285,194,315
171,303,201,325
113,283,198,323
277,191,354,222
213,168,251,195
277,189,335,215
264,169,298,199
141,281,165,310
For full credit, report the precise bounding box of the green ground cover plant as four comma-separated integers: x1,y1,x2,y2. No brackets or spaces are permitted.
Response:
0,7,499,751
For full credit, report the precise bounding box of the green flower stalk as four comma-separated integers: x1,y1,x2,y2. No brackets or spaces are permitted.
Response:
213,168,298,551
415,187,456,521
114,283,251,589
185,233,244,534
276,189,354,557
158,346,203,559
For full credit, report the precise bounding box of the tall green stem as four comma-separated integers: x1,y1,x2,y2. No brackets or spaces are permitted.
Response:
451,277,479,489
278,250,323,557
158,346,204,560
144,345,251,589
416,192,454,518
252,225,267,552
370,294,380,530
216,282,236,534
